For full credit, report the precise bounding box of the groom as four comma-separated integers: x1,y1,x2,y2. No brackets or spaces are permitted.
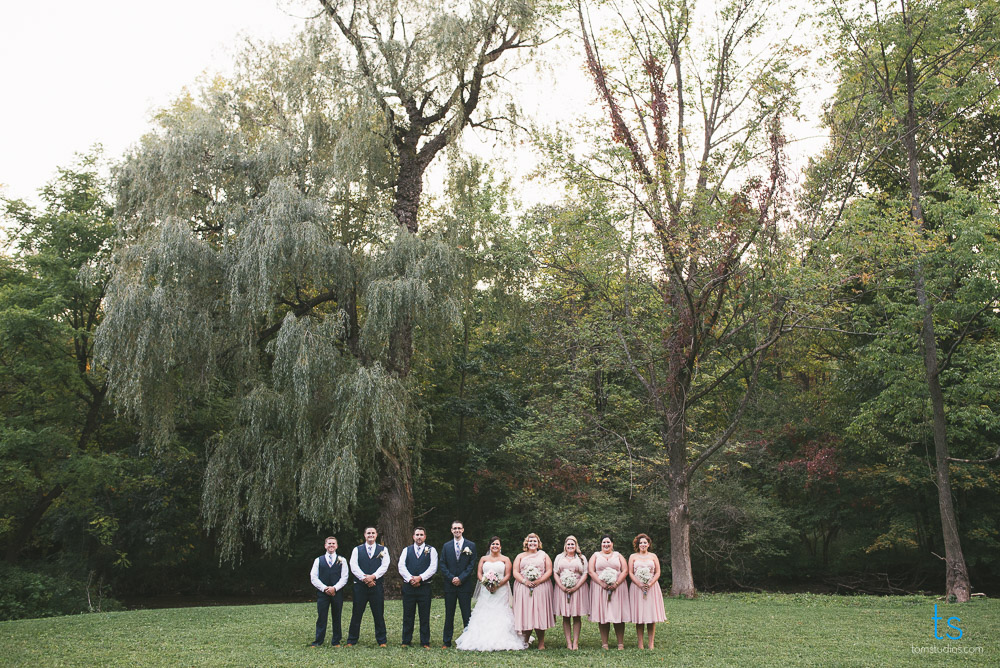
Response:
439,520,476,648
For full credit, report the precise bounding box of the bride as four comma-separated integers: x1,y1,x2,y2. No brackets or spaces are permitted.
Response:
455,536,528,651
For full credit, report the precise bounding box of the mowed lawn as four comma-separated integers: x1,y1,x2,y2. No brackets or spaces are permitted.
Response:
1,593,997,667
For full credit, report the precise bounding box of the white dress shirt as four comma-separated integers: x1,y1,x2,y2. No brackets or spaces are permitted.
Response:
452,538,465,558
397,543,438,581
350,542,391,580
310,552,349,593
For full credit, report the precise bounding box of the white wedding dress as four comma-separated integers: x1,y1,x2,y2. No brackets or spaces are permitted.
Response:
455,561,528,651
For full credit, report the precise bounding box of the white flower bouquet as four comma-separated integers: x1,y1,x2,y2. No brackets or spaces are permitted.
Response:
524,565,542,597
560,571,578,604
599,567,618,602
636,565,653,599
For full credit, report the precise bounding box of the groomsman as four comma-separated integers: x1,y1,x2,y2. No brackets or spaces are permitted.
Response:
397,527,438,648
345,526,390,647
439,520,476,648
309,536,349,647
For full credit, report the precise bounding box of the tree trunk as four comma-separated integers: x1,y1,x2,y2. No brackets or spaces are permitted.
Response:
668,472,695,598
916,266,971,602
378,456,413,598
902,28,972,602
393,148,425,234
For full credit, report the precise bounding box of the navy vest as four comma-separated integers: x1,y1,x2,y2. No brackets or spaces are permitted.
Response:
356,543,385,576
317,554,344,588
405,545,432,577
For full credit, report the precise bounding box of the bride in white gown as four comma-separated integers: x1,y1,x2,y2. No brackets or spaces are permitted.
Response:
455,537,528,651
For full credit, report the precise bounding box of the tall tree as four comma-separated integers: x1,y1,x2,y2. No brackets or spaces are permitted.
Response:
318,0,541,554
819,0,1000,601
0,155,118,563
539,0,804,597
97,2,543,566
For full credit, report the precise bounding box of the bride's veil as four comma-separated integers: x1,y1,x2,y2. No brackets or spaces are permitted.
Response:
471,579,485,605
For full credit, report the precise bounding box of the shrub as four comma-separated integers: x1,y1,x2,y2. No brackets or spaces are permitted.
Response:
0,564,121,620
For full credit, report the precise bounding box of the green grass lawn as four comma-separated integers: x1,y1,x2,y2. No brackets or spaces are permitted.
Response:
1,593,996,666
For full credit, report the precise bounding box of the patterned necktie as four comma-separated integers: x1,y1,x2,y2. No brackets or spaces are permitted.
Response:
327,554,334,567
455,541,460,558
416,545,422,559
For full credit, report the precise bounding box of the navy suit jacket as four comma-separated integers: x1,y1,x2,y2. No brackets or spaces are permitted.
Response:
439,539,476,593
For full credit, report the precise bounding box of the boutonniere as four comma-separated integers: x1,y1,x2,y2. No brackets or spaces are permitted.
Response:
462,546,472,556
379,548,389,560
338,556,346,566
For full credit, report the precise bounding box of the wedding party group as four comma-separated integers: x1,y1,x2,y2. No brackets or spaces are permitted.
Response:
308,520,666,652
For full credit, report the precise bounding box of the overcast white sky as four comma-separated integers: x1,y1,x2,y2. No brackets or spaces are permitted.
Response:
0,1,819,210
0,1,308,203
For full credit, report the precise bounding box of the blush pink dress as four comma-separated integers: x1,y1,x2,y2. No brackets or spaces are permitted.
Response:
552,553,590,617
512,551,555,632
588,551,631,624
628,556,666,623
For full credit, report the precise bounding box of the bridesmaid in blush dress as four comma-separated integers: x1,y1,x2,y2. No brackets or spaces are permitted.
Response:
628,533,666,649
511,532,555,649
552,535,589,650
588,534,630,650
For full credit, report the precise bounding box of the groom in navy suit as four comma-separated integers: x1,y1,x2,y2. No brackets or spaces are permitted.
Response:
439,520,476,648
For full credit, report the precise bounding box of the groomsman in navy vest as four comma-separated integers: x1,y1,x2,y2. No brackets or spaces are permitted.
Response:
309,536,348,647
345,526,390,647
439,520,476,648
397,527,438,648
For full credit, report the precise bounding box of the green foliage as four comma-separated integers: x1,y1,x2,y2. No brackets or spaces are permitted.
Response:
0,564,122,621
96,22,470,560
0,153,134,567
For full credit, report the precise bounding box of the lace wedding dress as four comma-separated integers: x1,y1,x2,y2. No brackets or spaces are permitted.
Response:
455,561,528,651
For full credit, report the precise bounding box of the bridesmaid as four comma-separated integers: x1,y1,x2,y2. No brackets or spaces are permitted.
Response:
552,535,590,650
511,532,555,649
588,534,630,650
628,533,666,649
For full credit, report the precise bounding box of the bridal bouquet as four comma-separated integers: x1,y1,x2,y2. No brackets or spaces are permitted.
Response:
524,565,542,597
481,571,502,591
636,565,653,599
559,571,578,604
599,567,617,602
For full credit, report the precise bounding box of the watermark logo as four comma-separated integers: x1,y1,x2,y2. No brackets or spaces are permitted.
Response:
931,604,963,640
909,604,984,656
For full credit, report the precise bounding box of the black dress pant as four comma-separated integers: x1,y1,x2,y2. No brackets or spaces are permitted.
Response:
346,581,387,645
314,590,343,645
442,588,472,646
401,584,431,646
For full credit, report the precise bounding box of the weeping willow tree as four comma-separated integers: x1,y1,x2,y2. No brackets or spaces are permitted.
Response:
97,0,542,563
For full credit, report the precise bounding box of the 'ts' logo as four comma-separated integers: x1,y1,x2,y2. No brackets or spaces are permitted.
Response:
932,604,963,640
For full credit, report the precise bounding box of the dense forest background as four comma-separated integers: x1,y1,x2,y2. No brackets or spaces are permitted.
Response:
2,0,999,620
